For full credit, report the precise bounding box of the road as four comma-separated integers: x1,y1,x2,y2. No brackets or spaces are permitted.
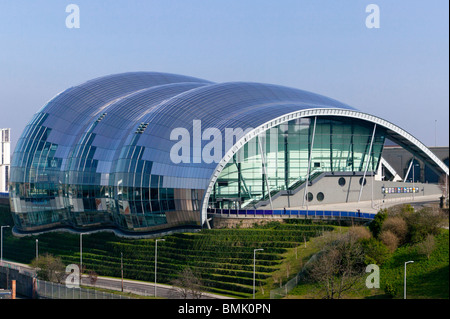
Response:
1,260,232,299
80,275,230,299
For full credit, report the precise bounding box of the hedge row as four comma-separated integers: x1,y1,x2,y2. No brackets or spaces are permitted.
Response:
2,217,334,297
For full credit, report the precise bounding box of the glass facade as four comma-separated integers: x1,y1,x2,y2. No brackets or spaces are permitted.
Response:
10,71,392,235
10,72,211,233
210,117,385,209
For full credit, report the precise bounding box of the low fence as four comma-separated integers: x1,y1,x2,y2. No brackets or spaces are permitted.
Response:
36,280,132,299
270,272,303,299
0,263,134,299
270,250,319,299
208,208,375,220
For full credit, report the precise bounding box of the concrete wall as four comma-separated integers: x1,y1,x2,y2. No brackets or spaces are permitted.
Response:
262,174,442,209
0,266,34,298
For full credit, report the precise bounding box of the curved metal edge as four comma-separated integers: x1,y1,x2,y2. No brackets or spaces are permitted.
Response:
200,107,449,226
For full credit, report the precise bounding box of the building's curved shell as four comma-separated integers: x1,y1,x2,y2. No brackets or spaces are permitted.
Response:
9,72,449,234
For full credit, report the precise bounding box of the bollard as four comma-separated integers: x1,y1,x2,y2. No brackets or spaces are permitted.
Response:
11,280,16,299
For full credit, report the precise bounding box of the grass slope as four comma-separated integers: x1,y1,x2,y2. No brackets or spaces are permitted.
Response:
0,205,330,299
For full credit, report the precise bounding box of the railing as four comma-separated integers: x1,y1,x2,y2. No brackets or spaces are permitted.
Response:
36,279,133,299
207,208,375,220
241,172,326,209
270,272,302,299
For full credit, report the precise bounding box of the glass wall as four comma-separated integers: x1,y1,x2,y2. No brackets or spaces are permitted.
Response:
210,116,385,209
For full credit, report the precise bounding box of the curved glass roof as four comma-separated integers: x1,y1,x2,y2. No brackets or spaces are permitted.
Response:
12,72,356,191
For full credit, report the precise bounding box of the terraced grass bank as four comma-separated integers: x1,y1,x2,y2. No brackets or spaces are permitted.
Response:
1,206,332,298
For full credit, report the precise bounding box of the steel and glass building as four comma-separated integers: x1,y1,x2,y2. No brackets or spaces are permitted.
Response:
0,128,11,193
9,72,449,235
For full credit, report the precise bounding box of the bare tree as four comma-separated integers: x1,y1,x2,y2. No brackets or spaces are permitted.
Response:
272,273,282,288
381,217,408,244
416,234,436,260
30,253,66,283
307,233,365,299
170,267,205,299
88,270,98,286
379,230,399,252
287,263,292,279
438,174,449,198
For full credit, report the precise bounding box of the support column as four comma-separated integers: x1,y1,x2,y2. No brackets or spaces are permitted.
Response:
303,117,317,208
258,134,273,210
358,124,377,202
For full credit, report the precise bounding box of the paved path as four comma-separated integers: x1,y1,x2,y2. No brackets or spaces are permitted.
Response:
1,260,232,299
290,194,442,214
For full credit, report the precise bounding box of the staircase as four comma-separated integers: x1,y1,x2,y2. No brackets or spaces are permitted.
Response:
242,171,326,209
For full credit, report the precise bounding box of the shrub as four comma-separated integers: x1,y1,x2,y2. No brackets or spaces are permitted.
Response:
369,210,387,238
348,226,372,241
387,204,414,218
361,238,391,266
381,217,408,245
405,207,443,243
416,234,436,259
379,230,399,252
384,283,397,298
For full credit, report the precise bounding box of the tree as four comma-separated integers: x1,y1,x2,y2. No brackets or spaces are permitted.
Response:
306,233,366,299
369,210,387,238
405,207,443,243
438,174,449,200
381,217,408,245
379,230,399,252
360,238,391,266
416,234,436,260
348,226,372,241
170,267,205,299
88,270,98,286
30,253,66,283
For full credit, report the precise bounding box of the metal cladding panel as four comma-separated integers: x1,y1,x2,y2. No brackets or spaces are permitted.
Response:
9,71,365,233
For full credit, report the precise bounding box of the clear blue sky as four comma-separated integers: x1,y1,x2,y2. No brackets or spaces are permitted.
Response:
1,0,448,151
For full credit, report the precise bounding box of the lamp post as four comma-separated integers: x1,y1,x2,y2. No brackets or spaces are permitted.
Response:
253,248,264,299
404,260,414,299
121,252,124,292
36,239,39,260
1,225,10,266
435,120,437,147
155,239,165,297
80,233,87,280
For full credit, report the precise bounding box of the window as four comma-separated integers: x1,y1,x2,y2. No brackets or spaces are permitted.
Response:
317,192,324,201
338,177,346,186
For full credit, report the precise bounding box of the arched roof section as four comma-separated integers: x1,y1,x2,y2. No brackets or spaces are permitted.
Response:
200,108,450,223
10,72,448,229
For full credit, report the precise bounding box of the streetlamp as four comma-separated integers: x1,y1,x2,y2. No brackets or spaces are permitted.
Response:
435,120,437,147
80,233,88,279
253,248,264,299
1,225,10,266
404,260,414,299
36,239,39,260
155,239,165,297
